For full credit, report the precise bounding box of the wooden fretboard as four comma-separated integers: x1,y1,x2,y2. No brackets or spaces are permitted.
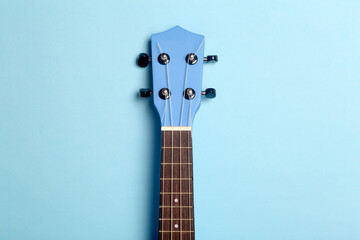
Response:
158,130,194,240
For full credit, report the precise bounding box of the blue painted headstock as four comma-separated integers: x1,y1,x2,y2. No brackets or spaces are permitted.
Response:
138,26,217,127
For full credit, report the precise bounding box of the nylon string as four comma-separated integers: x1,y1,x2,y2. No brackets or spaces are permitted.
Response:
179,37,205,127
157,42,173,127
157,41,174,240
187,131,192,240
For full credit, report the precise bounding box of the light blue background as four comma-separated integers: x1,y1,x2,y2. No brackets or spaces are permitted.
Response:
1,1,359,239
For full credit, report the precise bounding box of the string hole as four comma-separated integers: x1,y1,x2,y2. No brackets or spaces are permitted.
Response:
185,53,198,65
184,88,196,100
158,53,170,65
159,88,171,100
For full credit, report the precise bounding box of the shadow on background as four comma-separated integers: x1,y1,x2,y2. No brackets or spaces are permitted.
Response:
135,40,162,240
147,112,161,240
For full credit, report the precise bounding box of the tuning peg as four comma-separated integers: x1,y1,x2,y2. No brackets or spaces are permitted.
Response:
202,88,216,98
139,88,153,97
203,55,218,63
137,53,152,67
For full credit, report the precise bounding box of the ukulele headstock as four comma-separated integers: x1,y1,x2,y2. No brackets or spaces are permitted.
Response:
138,26,217,127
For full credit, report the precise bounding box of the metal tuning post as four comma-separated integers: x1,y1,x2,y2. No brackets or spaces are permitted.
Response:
137,53,151,67
203,55,218,63
201,88,216,98
139,88,153,97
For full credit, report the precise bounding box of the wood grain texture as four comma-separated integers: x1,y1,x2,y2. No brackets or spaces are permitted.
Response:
158,130,195,240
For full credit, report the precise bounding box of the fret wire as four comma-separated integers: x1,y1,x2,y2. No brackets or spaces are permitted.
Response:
160,178,192,180
160,192,193,194
162,147,192,148
161,163,192,165
160,219,193,220
160,206,193,208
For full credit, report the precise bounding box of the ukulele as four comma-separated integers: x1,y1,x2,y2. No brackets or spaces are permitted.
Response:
137,26,217,240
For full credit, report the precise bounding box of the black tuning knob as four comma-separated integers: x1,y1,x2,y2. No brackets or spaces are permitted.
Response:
204,55,218,63
139,88,152,97
137,53,151,67
202,88,216,98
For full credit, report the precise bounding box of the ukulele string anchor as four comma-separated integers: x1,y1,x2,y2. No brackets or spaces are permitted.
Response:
185,53,198,65
158,53,170,65
184,88,196,100
159,88,171,100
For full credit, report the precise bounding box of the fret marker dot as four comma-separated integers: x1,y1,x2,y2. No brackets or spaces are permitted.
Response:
174,224,179,228
174,198,179,203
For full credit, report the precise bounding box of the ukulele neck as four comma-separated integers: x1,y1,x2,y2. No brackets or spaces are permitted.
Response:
158,127,195,239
